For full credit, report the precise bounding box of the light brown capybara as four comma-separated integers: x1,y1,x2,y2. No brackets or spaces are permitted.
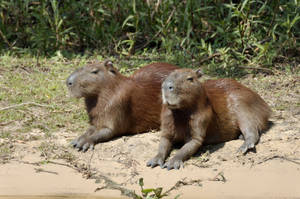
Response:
147,68,271,170
66,60,178,152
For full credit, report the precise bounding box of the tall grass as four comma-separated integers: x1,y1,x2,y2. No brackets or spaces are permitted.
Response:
0,0,299,75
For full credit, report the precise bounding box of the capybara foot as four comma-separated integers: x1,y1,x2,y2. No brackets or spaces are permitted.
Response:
71,136,95,152
147,155,165,168
163,158,184,170
237,140,255,154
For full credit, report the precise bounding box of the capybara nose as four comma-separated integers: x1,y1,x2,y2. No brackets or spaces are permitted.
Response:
66,74,76,87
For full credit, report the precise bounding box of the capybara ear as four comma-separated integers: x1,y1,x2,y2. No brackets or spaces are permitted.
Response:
195,68,203,79
104,60,116,74
104,60,113,67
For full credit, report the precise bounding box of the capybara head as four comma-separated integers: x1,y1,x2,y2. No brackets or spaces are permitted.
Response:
66,60,119,98
162,69,203,109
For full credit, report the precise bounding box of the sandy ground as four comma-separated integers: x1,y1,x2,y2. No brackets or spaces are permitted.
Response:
1,75,299,199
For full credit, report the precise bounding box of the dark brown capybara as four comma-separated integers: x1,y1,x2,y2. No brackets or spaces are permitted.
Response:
147,68,271,170
66,60,178,152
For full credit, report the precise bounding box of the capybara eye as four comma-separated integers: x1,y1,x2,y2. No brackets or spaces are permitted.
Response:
91,69,99,74
187,77,193,82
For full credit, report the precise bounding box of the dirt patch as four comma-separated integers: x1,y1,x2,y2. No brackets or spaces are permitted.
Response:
1,74,299,198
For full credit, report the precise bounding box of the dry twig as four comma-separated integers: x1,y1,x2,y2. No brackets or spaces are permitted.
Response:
199,53,221,64
0,120,15,126
34,168,58,175
238,65,275,74
209,171,226,182
0,102,53,111
257,155,300,165
165,178,202,195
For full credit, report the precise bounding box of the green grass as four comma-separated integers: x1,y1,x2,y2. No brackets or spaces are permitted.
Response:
0,144,13,160
0,55,87,139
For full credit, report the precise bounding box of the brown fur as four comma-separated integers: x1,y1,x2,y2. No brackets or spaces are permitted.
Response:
147,69,271,170
67,61,178,151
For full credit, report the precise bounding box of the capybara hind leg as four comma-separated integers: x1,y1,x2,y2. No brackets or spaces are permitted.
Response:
237,125,259,154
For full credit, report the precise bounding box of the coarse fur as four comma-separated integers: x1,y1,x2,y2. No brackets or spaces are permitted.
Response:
67,60,178,152
147,68,271,170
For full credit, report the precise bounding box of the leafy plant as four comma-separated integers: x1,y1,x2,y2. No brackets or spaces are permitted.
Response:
135,178,169,199
0,0,299,76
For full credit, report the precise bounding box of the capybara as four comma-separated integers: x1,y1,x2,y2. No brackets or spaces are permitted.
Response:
147,68,271,170
66,60,178,152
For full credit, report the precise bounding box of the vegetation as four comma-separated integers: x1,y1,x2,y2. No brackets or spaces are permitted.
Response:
0,0,299,76
135,178,169,199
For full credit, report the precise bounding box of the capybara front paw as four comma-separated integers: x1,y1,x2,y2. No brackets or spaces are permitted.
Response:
237,141,255,154
163,158,184,170
146,155,165,168
71,136,95,152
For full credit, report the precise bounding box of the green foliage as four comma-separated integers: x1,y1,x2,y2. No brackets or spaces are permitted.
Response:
134,178,169,199
0,0,299,76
